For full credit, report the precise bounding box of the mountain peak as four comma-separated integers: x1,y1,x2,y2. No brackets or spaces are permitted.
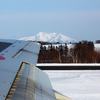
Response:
19,32,76,43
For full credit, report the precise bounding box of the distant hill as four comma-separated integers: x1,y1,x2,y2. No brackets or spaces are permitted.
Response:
19,32,76,43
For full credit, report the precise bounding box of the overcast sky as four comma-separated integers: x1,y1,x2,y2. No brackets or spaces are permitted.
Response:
0,0,100,41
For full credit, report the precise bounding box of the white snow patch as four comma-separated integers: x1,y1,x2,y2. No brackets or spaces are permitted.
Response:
94,44,100,52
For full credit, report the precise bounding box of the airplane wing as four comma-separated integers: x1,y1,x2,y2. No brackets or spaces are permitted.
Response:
0,39,72,100
54,90,71,100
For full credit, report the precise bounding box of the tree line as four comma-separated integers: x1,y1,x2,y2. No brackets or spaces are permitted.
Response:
38,41,100,63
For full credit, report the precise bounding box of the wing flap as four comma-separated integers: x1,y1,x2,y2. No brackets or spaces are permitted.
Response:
6,62,56,100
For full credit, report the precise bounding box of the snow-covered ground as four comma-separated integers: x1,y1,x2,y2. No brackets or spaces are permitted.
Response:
42,43,100,51
94,44,100,52
45,70,100,100
42,44,75,50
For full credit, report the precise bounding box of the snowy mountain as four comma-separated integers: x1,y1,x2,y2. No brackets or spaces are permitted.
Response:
19,32,76,43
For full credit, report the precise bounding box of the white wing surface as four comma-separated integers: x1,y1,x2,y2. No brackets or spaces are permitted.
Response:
0,39,56,100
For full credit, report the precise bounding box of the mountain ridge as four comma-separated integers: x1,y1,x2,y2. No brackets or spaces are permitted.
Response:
19,32,76,43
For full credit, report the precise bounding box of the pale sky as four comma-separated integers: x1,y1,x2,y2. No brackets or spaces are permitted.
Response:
0,0,100,41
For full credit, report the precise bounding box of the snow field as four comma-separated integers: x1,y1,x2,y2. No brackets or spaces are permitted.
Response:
45,70,100,100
